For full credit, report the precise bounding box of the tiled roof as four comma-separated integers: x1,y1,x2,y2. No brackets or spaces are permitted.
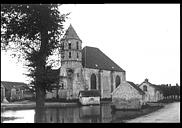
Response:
127,81,145,95
82,46,125,72
139,79,163,92
1,81,29,90
79,90,101,97
63,24,80,40
149,83,163,92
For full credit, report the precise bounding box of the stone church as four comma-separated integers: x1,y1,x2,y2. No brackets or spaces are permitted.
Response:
54,24,126,100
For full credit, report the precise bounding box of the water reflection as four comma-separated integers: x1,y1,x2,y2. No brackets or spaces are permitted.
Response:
1,109,35,123
33,105,112,123
1,103,151,123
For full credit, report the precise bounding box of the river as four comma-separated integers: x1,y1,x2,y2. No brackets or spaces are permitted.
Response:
1,103,162,123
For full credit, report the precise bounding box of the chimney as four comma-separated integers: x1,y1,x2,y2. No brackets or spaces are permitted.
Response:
145,78,149,82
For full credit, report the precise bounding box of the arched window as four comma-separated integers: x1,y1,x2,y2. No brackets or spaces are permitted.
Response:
91,73,97,89
76,41,79,50
143,85,147,91
115,75,121,88
77,52,79,58
69,52,71,58
68,43,71,49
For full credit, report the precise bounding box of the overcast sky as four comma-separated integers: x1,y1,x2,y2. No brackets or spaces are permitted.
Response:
1,4,180,85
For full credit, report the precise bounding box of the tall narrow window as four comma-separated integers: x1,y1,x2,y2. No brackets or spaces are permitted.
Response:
77,52,79,59
115,75,121,88
91,73,97,89
68,43,71,49
69,52,71,58
76,41,79,50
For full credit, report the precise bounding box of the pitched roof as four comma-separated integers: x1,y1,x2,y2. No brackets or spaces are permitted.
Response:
139,79,163,92
63,24,80,40
79,90,101,97
149,83,163,92
82,46,125,72
1,81,29,90
127,81,145,95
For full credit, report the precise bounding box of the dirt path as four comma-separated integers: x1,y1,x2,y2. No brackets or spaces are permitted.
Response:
126,102,180,123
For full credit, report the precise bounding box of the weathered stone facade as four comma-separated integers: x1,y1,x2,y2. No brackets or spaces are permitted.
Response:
82,68,125,98
57,24,126,100
139,79,164,102
112,81,145,109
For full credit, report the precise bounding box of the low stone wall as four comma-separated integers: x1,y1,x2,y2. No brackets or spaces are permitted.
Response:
112,98,142,110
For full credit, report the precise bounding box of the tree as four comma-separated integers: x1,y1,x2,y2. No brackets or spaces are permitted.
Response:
175,83,180,99
1,4,69,110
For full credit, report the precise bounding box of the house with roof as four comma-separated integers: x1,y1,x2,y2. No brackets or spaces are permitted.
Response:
111,81,145,109
139,79,164,102
1,81,34,102
51,24,126,100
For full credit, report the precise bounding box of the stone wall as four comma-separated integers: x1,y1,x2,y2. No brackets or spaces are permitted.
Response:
62,39,82,50
112,71,125,90
59,62,126,99
61,38,82,62
59,61,84,99
82,68,99,90
101,70,111,98
61,61,82,69
139,83,163,102
112,81,143,109
62,51,82,61
82,68,126,99
112,81,143,100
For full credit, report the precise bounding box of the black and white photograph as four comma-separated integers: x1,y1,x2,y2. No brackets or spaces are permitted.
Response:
1,4,180,123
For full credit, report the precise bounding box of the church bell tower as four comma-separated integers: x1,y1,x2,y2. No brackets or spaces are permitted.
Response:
59,24,83,100
61,24,82,67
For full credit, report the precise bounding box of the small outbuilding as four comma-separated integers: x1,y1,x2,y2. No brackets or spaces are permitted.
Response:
78,90,101,105
111,81,145,110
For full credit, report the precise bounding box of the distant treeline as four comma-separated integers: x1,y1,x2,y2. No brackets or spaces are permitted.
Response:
160,84,180,100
